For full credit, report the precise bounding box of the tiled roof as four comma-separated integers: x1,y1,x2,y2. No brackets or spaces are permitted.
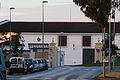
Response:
0,21,120,33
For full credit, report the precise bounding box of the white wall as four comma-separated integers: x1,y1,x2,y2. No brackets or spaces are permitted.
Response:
115,33,120,48
21,32,107,65
62,34,82,65
22,33,42,50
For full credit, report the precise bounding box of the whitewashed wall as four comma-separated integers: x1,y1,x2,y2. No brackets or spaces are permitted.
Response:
115,33,120,49
21,32,113,65
63,34,83,65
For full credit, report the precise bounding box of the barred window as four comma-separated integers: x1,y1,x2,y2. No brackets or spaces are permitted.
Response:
83,36,91,46
58,36,67,46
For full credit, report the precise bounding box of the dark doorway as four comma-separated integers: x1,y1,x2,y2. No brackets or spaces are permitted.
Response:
83,49,94,64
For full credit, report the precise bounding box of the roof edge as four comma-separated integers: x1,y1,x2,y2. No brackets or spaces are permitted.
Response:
0,20,10,25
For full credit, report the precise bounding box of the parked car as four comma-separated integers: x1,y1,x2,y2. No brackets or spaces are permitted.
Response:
8,57,27,75
24,58,34,73
0,48,7,80
40,58,48,70
33,59,39,71
36,59,44,71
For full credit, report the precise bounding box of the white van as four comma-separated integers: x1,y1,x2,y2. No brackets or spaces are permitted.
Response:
0,48,7,80
9,57,27,75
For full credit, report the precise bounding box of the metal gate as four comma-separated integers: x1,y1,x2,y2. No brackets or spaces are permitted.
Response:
83,49,94,64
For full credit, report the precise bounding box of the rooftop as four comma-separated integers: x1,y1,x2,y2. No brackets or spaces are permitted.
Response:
0,21,120,33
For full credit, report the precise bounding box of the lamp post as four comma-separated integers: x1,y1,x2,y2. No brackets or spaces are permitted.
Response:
113,10,116,68
42,1,48,58
10,7,15,55
59,32,64,66
108,0,114,72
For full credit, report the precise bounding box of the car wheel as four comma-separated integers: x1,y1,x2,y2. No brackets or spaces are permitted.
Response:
23,70,27,75
31,69,34,73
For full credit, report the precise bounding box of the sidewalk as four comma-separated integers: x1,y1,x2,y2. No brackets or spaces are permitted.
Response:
111,66,120,72
93,66,120,80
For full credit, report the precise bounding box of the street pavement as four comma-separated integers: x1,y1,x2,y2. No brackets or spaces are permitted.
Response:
7,66,102,80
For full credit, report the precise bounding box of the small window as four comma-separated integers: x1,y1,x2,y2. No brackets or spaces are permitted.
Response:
58,36,67,46
83,36,91,47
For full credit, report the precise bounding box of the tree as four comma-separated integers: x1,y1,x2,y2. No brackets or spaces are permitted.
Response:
73,0,120,72
73,0,120,54
0,24,25,57
73,0,120,28
0,32,25,57
103,34,118,56
0,27,9,42
11,33,25,57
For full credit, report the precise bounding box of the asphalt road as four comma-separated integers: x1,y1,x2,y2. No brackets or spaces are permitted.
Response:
7,66,102,80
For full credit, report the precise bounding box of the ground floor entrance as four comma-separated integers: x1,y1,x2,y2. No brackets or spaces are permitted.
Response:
83,48,94,64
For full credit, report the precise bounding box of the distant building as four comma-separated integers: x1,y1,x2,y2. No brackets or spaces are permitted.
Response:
0,20,120,65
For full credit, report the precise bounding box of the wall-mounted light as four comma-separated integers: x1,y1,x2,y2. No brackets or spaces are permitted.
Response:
73,44,75,50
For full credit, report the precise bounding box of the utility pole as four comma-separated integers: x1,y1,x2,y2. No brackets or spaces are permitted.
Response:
102,28,106,77
41,0,48,58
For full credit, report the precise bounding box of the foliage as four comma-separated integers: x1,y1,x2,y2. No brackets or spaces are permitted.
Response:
73,0,120,28
0,32,25,57
0,26,8,35
0,22,25,57
11,33,25,57
103,35,118,56
0,27,9,41
73,0,120,56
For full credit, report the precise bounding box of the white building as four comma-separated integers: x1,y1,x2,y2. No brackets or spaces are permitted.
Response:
0,21,120,65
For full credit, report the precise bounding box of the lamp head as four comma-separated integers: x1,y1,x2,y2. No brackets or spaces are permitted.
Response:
10,7,15,9
42,1,48,3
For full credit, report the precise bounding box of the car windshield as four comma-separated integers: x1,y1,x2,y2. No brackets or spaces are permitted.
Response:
25,59,32,64
33,61,37,64
11,59,17,64
37,60,42,63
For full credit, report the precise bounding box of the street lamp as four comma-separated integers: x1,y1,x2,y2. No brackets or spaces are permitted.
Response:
59,32,64,66
42,0,48,58
10,7,15,55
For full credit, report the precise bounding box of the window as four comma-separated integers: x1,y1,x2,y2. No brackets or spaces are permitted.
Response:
58,36,67,46
25,59,32,64
83,36,91,47
11,59,17,64
18,59,22,64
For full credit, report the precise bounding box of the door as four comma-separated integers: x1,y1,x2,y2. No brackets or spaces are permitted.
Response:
83,49,94,64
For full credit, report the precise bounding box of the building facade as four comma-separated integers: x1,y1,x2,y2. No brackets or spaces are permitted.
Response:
0,21,120,65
